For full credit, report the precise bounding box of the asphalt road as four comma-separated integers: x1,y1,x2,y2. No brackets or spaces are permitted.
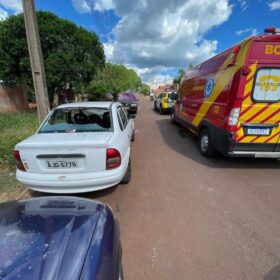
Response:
87,95,280,280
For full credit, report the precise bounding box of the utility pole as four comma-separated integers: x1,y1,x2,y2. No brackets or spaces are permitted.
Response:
22,0,49,123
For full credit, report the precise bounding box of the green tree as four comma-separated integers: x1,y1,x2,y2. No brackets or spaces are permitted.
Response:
173,64,193,85
0,12,105,107
87,63,141,100
173,68,186,85
139,83,150,95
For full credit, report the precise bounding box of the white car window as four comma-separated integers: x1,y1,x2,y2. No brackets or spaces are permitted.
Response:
39,107,112,133
118,106,128,129
121,106,129,121
117,111,124,131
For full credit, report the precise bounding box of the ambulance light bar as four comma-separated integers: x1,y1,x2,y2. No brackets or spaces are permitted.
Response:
264,27,280,34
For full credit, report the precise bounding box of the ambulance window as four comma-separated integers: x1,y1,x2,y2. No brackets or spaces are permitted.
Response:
253,68,280,102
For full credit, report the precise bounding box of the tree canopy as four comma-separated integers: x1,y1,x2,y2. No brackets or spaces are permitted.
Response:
173,68,186,85
139,83,150,95
173,64,193,85
87,63,141,100
0,11,105,106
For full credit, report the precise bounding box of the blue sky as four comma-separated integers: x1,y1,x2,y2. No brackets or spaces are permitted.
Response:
0,0,279,86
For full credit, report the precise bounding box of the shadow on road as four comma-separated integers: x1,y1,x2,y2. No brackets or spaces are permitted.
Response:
263,265,280,280
156,119,280,169
29,185,118,200
150,107,171,115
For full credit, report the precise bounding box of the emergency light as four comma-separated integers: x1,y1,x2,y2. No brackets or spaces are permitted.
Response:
264,27,280,34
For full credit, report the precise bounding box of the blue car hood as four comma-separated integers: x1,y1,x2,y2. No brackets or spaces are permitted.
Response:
0,197,104,280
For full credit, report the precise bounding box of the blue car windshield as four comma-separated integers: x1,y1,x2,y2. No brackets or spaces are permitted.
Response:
39,107,112,133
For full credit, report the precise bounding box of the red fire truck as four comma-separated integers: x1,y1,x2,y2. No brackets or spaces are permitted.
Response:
172,27,280,158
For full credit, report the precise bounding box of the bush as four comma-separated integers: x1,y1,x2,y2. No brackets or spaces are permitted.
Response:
0,112,38,170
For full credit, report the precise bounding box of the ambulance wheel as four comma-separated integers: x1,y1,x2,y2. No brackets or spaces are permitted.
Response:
199,128,216,157
154,101,157,111
159,105,163,115
170,109,177,124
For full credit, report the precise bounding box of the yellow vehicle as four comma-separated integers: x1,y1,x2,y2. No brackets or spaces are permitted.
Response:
154,92,177,114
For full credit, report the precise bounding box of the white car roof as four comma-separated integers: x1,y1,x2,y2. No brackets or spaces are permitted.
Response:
57,102,114,109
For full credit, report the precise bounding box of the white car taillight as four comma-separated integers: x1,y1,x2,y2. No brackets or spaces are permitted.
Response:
13,150,26,171
228,108,240,126
106,148,121,170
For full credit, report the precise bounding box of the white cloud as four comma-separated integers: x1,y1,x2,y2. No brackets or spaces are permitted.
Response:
131,66,171,83
113,0,231,68
237,0,248,11
269,0,280,10
0,0,21,13
236,27,257,36
146,74,174,90
0,6,8,20
71,0,90,13
103,42,115,61
71,0,114,13
93,0,115,11
251,28,258,36
74,0,232,82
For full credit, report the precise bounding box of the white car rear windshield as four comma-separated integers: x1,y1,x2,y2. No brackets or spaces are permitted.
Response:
39,107,112,133
253,68,280,102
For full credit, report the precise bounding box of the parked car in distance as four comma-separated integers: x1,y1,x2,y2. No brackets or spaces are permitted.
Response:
118,92,138,116
0,196,123,280
14,102,134,193
154,92,175,114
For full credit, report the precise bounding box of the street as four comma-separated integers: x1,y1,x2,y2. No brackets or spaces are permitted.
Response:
83,95,279,280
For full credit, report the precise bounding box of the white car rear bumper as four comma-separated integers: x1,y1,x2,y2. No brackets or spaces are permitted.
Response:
16,164,127,194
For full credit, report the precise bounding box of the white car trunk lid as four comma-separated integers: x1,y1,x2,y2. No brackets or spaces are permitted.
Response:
16,132,113,173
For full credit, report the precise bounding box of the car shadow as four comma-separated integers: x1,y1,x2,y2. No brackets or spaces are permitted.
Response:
156,119,280,169
29,185,118,200
263,265,280,280
151,107,171,115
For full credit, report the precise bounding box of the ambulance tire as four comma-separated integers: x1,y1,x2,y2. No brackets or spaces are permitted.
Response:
199,128,216,157
159,105,163,115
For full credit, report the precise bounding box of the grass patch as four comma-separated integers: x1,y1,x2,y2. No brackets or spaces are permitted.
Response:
0,171,30,202
0,172,23,193
0,112,38,170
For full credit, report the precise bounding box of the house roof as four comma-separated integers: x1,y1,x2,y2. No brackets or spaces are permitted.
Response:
155,84,176,96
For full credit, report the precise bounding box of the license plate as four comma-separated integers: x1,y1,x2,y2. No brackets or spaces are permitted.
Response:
131,104,137,107
247,128,270,136
46,160,78,169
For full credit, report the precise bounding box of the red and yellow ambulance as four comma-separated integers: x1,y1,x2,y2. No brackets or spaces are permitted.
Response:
172,28,280,158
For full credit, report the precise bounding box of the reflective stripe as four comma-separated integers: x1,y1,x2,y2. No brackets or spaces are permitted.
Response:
265,131,280,143
191,38,251,127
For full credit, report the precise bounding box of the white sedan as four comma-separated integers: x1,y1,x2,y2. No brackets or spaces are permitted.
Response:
14,102,135,193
